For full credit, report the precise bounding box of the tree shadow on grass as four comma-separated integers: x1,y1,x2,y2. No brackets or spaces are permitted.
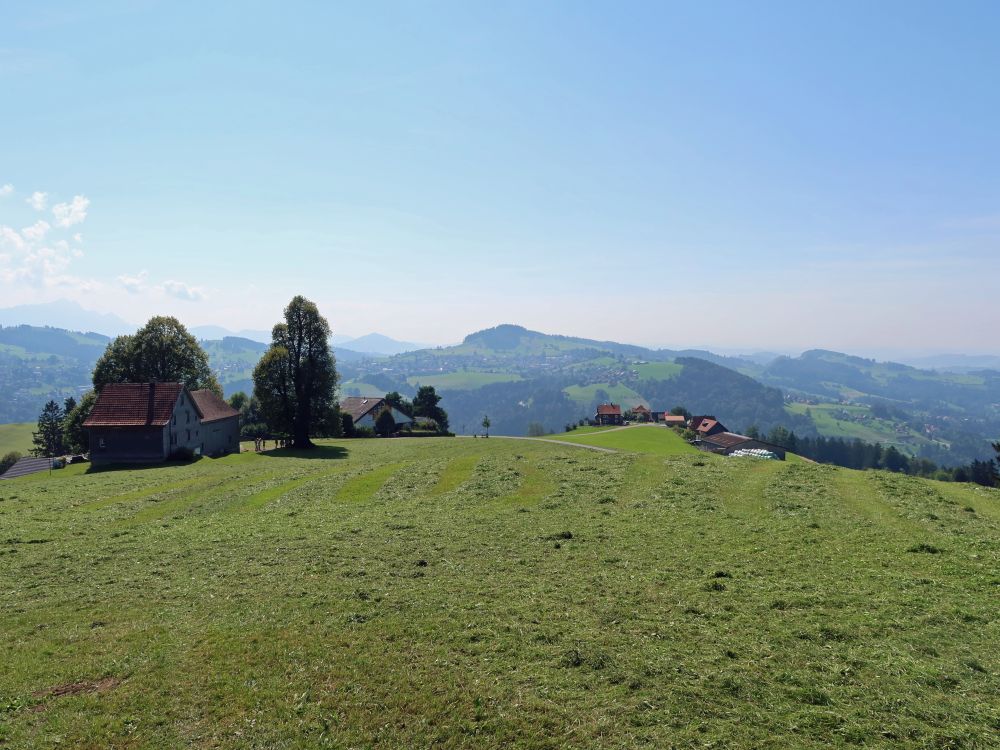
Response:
85,456,206,474
256,445,349,461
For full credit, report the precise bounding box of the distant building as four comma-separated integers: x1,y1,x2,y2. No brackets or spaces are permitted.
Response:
595,403,624,426
690,416,727,436
631,404,651,422
340,396,413,430
84,382,239,465
696,432,786,460
662,415,687,428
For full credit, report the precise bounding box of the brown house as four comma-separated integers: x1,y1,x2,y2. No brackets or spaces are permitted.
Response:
595,403,623,426
662,415,687,428
631,404,651,422
84,382,239,465
690,416,727,436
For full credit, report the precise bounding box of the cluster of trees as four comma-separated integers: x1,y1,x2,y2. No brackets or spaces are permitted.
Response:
751,425,1000,486
27,394,97,458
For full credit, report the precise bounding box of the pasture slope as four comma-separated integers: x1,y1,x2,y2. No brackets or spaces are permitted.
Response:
0,432,997,749
0,423,34,456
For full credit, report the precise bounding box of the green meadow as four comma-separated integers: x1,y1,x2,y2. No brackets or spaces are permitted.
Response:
0,423,34,456
0,435,997,748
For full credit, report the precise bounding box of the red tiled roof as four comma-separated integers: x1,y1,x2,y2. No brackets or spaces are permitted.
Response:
596,403,621,416
632,404,650,413
696,419,721,433
190,389,239,423
84,382,183,428
663,415,686,425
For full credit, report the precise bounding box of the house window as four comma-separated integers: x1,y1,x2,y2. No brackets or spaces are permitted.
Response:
172,414,176,425
186,429,191,441
98,438,106,449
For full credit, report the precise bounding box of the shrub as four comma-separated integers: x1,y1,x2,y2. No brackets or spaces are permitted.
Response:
0,451,22,475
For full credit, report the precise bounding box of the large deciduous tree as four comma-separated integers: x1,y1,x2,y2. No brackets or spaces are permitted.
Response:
93,316,220,394
252,295,338,449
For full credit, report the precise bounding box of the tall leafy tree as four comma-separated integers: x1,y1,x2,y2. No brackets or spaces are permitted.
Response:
32,400,65,457
92,316,220,394
253,295,338,448
62,391,97,454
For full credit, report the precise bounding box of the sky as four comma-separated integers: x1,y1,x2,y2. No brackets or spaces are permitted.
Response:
1,1,998,355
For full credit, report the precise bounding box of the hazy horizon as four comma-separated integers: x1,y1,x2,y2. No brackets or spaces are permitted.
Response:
2,2,998,355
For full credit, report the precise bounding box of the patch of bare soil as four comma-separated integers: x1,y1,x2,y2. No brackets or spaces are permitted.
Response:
33,676,120,699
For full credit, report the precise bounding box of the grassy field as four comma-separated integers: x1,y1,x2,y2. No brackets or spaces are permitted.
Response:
633,362,683,381
407,371,523,390
0,423,34,456
0,437,997,748
786,402,937,453
563,382,647,410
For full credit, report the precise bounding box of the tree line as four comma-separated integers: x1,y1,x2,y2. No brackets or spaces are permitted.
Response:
749,425,1000,487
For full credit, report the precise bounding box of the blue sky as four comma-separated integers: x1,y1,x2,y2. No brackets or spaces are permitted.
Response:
1,1,998,354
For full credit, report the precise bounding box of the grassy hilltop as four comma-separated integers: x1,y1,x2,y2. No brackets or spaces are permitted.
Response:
0,429,997,748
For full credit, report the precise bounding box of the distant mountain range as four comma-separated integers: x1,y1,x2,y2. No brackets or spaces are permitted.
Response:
0,300,135,337
0,301,425,356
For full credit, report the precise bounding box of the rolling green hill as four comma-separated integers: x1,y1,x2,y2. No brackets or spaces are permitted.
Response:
0,438,996,748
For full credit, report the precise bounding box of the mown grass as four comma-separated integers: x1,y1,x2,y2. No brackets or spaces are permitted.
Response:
0,423,34,456
552,424,698,456
0,437,997,748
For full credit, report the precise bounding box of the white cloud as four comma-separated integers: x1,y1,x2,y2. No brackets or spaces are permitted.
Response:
27,191,48,211
0,225,25,251
159,279,205,301
117,270,149,294
0,184,12,197
21,220,50,241
52,194,89,227
73,233,83,243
